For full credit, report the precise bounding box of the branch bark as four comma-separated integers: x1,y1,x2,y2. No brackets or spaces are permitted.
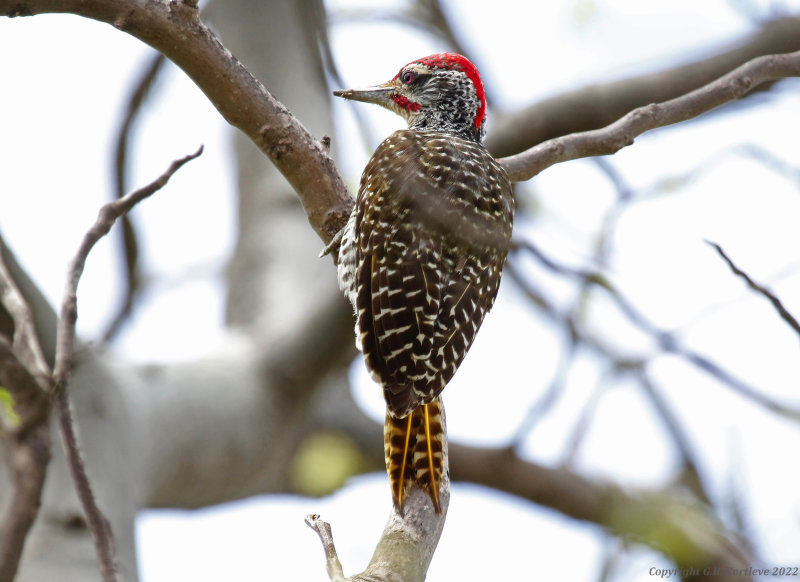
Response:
307,465,449,582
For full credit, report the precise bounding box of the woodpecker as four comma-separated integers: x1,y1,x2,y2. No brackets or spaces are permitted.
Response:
334,53,514,513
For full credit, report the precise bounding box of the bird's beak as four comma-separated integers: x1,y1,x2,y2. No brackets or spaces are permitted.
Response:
333,82,395,106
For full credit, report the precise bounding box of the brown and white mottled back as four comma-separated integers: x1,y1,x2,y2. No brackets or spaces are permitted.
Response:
335,53,514,512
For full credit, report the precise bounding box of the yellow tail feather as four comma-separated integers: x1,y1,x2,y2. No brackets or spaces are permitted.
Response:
384,398,444,513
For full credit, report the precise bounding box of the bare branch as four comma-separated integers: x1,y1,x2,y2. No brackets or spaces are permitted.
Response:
51,148,203,582
53,146,203,387
508,240,800,422
305,515,346,582
486,16,800,158
706,240,800,338
307,433,449,582
104,52,168,343
498,50,800,182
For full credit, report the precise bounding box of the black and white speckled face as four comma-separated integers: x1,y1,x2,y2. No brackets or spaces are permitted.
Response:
334,53,487,143
390,64,485,141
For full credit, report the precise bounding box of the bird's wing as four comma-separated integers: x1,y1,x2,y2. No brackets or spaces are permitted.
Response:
354,130,513,417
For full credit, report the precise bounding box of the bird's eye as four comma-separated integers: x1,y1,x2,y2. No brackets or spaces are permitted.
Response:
400,70,416,85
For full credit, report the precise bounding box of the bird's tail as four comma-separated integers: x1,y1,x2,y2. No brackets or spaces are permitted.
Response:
384,398,444,514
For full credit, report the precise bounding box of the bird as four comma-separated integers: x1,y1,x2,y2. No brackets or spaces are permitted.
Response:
333,53,514,513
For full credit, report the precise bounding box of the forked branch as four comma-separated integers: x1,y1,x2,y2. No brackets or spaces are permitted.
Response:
0,146,202,582
50,147,203,582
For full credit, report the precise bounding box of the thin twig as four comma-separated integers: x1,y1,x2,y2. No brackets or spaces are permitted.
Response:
52,146,204,387
706,240,800,338
103,52,168,343
51,147,203,582
599,281,800,421
640,374,711,503
305,515,346,582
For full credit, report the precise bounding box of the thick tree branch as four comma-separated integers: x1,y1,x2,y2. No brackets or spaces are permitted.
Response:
1,0,353,244
498,50,800,182
486,16,800,158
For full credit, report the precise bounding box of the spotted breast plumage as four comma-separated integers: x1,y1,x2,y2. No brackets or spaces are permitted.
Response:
334,53,514,513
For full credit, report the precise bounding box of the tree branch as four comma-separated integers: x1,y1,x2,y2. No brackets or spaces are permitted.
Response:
305,515,346,582
706,240,800,338
485,16,800,158
1,0,352,244
498,50,800,182
449,444,750,582
50,148,203,582
104,51,168,343
307,443,449,582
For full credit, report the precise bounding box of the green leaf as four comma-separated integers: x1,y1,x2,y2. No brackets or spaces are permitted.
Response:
0,387,21,429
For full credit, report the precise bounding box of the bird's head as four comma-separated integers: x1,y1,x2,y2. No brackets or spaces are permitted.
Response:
334,53,487,142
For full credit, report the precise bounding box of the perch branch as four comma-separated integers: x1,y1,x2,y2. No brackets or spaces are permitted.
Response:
307,433,449,582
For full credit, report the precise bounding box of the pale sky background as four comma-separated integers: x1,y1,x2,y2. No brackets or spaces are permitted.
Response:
1,0,800,580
